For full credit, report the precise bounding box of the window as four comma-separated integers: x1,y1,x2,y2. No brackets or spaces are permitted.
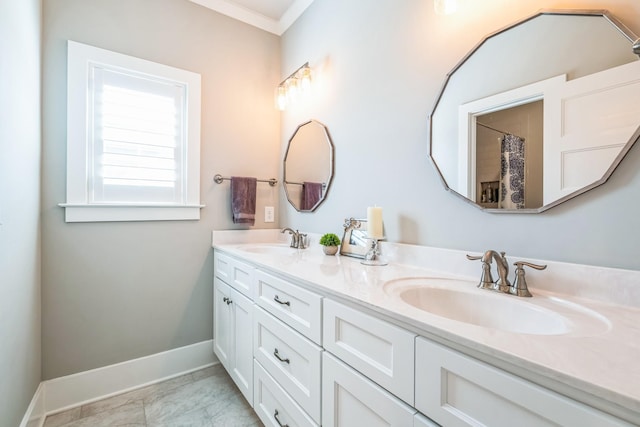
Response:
62,41,202,222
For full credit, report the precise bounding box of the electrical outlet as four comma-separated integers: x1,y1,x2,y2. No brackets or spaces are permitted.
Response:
264,206,275,223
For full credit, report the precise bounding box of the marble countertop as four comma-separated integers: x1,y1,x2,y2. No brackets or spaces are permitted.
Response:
212,232,640,424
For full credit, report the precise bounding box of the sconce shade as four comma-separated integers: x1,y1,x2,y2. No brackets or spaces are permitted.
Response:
276,85,287,111
434,0,457,15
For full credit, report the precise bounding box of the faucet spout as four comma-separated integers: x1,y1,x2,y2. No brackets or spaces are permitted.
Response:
481,250,510,292
280,227,307,249
281,227,299,248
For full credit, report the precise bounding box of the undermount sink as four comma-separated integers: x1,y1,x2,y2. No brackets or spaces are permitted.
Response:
238,244,298,255
384,278,610,336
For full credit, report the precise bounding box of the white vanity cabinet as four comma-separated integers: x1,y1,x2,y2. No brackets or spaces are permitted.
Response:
212,247,635,427
415,337,632,427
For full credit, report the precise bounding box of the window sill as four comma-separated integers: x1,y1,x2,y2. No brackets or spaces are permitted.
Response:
59,203,205,223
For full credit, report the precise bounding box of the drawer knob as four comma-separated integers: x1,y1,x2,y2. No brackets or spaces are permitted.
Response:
273,295,291,306
274,409,289,427
222,297,232,305
273,348,290,364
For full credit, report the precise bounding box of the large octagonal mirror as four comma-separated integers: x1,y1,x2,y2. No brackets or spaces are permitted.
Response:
429,10,640,213
283,120,334,212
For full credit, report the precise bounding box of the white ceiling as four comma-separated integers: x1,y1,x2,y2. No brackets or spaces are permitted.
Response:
188,0,314,35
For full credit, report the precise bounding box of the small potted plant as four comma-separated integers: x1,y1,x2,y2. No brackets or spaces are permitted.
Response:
319,233,341,255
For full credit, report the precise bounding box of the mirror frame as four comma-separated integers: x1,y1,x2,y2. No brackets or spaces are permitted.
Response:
428,9,640,213
283,119,335,212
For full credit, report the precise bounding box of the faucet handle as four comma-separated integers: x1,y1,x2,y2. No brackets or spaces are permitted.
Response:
511,261,547,297
514,261,547,271
466,254,495,290
298,233,308,249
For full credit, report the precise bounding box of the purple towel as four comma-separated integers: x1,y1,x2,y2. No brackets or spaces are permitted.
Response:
230,176,257,225
301,182,323,211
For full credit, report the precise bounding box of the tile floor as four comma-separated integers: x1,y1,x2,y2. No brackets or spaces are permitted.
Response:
43,364,263,427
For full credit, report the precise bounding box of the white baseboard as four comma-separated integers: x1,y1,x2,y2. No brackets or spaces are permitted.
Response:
19,382,45,427
21,339,217,423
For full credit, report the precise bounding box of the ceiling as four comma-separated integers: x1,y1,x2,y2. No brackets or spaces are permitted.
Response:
188,0,314,35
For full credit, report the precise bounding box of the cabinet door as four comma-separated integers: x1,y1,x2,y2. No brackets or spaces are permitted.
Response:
323,299,416,404
415,337,632,427
213,277,254,407
230,287,253,407
213,277,232,371
322,352,416,427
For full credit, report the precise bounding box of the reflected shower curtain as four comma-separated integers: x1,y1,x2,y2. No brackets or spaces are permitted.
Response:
500,134,525,209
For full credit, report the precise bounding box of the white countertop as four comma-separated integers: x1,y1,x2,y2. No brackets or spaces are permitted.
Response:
212,230,640,424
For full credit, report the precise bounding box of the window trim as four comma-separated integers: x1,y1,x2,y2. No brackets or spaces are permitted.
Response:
62,40,203,222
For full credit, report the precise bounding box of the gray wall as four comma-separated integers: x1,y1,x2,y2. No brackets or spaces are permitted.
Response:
42,0,280,379
280,0,640,271
0,0,42,425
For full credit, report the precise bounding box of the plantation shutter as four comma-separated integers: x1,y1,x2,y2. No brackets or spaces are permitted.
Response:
89,65,187,204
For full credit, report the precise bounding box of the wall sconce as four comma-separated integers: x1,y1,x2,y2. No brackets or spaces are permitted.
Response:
275,62,312,111
434,0,458,15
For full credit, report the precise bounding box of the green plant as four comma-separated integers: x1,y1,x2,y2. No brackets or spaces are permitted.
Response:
319,233,341,247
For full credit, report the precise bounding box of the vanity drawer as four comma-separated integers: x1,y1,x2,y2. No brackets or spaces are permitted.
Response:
254,270,322,344
322,352,416,427
254,360,319,427
415,337,632,427
214,251,254,298
322,299,416,405
254,307,322,424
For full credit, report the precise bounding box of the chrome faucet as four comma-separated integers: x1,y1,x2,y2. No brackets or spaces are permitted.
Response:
467,250,546,297
485,250,511,292
281,228,307,249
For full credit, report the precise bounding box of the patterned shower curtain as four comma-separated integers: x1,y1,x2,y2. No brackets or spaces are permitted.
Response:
500,134,525,209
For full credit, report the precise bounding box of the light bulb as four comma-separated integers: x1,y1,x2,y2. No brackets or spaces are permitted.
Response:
434,0,457,15
275,85,287,111
300,67,312,93
286,77,300,101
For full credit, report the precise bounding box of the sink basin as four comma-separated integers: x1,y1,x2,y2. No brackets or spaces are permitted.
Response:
238,244,299,255
384,278,610,336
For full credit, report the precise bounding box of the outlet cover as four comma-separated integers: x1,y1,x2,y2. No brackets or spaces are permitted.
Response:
264,206,275,223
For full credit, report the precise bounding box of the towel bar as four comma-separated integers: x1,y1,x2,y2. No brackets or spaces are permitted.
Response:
284,180,327,188
214,174,277,187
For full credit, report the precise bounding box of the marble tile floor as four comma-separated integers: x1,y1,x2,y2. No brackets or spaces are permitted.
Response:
43,364,263,427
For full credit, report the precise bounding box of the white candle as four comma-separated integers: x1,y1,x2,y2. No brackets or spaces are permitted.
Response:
367,206,384,239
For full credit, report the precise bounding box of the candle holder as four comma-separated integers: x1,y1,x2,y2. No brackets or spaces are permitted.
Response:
361,238,388,266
